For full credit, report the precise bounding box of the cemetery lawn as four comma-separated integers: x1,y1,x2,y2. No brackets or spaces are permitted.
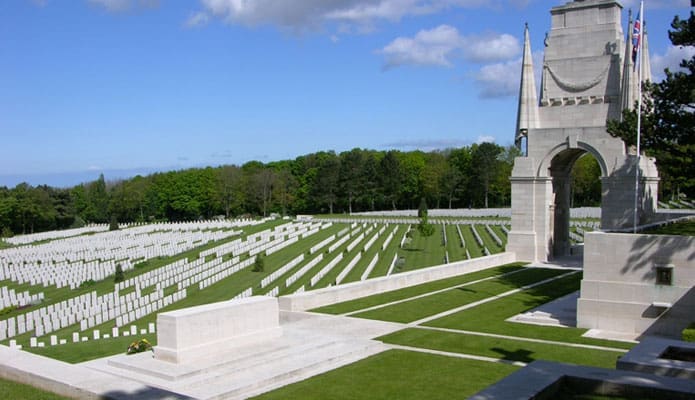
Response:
421,273,634,350
379,328,622,368
312,262,526,315
0,376,70,400
349,267,569,323
643,220,695,236
28,334,157,364
251,349,518,400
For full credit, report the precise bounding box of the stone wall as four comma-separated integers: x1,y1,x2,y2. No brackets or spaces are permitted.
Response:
278,252,516,311
577,231,695,338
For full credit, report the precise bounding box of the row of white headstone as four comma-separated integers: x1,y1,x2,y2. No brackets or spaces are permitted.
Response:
0,287,43,309
0,220,322,342
4,224,110,245
7,323,157,351
0,222,256,292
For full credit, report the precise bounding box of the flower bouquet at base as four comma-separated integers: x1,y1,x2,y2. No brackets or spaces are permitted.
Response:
127,338,153,355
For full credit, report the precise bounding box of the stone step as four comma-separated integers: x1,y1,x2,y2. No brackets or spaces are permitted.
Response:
188,339,385,400
183,336,343,387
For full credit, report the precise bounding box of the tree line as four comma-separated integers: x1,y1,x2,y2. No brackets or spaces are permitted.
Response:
0,142,607,237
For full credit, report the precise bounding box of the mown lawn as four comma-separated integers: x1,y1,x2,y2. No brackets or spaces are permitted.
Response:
379,328,623,368
423,273,634,350
0,377,71,400
251,349,518,400
311,263,526,315
350,268,569,323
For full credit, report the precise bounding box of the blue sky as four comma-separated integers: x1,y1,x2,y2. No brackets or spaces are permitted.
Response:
1,0,692,188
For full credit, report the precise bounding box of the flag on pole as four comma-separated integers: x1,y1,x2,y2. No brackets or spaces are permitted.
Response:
632,6,642,65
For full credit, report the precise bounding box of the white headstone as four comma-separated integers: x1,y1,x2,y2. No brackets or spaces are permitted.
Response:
72,332,79,343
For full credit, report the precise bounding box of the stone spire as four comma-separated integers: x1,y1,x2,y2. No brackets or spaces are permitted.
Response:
620,10,636,117
515,23,540,150
641,23,652,83
619,12,653,119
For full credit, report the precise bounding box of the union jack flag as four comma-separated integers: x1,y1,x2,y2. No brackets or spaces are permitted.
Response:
632,7,642,64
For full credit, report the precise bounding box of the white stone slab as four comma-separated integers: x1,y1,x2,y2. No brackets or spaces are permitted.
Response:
155,296,282,364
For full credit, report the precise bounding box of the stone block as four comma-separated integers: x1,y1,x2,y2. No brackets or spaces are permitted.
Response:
155,296,281,364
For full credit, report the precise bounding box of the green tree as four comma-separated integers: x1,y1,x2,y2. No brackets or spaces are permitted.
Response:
571,154,602,207
379,150,402,210
416,197,434,237
470,143,503,208
339,148,365,214
253,254,265,272
216,165,243,218
109,215,119,231
114,264,125,283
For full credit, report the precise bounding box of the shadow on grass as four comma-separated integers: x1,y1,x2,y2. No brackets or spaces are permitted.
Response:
491,347,535,363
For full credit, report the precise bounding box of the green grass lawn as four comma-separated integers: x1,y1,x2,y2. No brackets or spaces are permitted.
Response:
423,273,634,350
350,268,569,323
379,328,623,368
311,263,526,315
251,349,519,400
0,377,71,400
643,220,695,236
398,227,447,272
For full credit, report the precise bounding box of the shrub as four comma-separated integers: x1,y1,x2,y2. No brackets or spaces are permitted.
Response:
79,279,96,289
109,215,119,231
682,323,695,342
252,254,265,272
1,227,13,238
127,338,153,355
70,216,86,229
0,305,18,316
114,264,125,283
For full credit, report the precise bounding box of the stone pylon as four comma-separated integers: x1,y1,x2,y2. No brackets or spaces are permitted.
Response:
515,23,540,152
507,0,659,262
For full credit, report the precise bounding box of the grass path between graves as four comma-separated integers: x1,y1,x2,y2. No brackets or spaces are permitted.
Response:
251,349,519,400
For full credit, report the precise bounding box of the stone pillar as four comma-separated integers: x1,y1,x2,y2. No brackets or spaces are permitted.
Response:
508,157,554,262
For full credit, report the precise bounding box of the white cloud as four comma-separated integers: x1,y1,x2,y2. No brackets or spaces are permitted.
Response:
474,58,520,98
87,0,159,12
463,33,520,63
650,44,695,81
379,25,464,69
185,11,210,28
378,26,520,69
473,50,542,99
476,135,496,144
620,0,690,9
193,0,494,31
383,138,469,150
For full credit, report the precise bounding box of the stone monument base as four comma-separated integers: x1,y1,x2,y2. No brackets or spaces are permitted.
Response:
155,296,282,364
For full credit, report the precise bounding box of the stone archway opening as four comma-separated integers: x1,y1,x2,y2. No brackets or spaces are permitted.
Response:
549,149,603,258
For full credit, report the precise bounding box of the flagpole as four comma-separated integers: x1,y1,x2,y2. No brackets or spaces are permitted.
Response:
633,0,644,233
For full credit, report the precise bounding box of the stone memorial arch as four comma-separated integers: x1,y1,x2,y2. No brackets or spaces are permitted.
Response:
507,0,659,262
